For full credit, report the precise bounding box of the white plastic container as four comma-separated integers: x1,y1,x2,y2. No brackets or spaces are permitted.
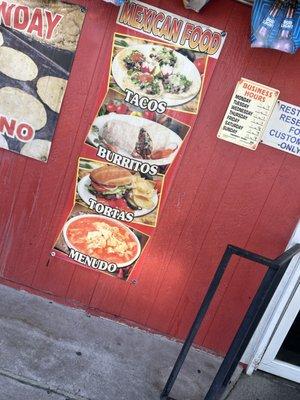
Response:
183,0,211,12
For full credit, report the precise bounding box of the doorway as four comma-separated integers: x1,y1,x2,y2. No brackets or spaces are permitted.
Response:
258,280,300,382
277,311,300,366
244,220,300,383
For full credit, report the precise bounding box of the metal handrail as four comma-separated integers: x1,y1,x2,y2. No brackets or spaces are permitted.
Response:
161,243,300,400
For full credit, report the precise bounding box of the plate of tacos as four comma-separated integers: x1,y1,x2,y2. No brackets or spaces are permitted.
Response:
112,44,201,107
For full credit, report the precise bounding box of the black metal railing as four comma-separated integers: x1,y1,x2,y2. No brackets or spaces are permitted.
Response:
161,243,300,400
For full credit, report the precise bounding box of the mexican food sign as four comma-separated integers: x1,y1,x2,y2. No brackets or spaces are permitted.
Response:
53,0,227,281
118,0,224,58
0,1,86,162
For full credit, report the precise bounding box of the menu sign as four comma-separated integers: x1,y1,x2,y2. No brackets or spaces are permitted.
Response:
217,78,280,150
262,100,300,157
0,1,86,162
54,0,226,281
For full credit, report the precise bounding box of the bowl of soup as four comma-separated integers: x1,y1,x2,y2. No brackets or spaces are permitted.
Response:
63,214,141,268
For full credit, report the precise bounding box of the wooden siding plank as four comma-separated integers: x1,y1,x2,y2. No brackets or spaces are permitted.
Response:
0,0,299,357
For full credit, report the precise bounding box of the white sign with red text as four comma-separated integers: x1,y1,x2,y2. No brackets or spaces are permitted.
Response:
217,78,280,150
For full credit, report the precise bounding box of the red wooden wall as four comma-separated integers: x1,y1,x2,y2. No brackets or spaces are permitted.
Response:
0,0,299,356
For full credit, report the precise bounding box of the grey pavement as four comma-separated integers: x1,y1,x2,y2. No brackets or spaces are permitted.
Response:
227,371,300,400
0,374,64,400
0,284,240,400
0,283,298,400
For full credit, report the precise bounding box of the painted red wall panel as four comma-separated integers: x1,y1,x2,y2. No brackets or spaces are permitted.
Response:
0,0,299,356
141,3,252,334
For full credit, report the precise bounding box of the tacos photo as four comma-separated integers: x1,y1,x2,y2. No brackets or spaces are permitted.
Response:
109,34,206,114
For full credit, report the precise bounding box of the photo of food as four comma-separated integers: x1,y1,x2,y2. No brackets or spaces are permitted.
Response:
109,34,207,114
0,1,86,162
64,214,141,267
86,89,190,175
55,203,149,280
77,158,163,227
89,113,182,165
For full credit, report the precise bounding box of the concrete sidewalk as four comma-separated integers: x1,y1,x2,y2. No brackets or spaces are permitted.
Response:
0,284,298,400
228,371,300,400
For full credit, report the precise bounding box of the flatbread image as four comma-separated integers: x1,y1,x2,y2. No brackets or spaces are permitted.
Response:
0,47,38,81
37,76,67,113
0,135,8,150
112,44,201,107
0,87,47,131
16,1,85,52
0,2,85,163
20,139,51,162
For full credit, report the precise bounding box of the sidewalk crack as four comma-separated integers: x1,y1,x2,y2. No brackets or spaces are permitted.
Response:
0,368,91,400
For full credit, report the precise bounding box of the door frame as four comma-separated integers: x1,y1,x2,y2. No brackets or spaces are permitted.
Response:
258,281,300,382
242,220,300,380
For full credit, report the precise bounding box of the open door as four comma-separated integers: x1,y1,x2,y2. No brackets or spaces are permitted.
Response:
258,280,300,382
244,221,300,383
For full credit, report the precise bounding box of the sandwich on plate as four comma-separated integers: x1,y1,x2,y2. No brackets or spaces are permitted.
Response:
87,164,157,213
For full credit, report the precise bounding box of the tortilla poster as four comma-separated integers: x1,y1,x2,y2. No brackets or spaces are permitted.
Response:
85,88,191,176
54,202,149,280
110,33,207,115
0,1,86,162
